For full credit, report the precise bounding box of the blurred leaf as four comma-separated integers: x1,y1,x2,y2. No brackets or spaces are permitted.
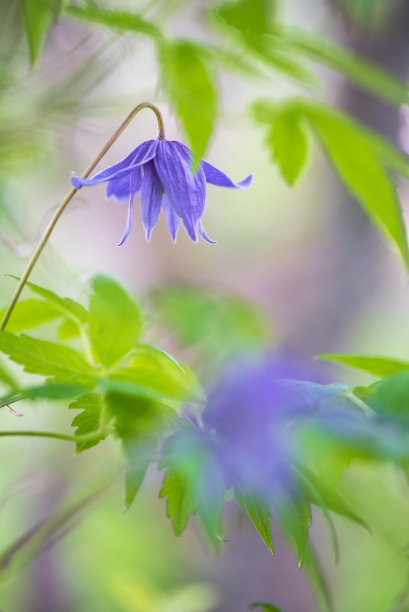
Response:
275,495,311,567
335,0,400,30
301,467,368,530
302,546,331,612
249,604,284,612
317,354,409,377
0,331,96,386
111,344,204,403
152,286,272,369
0,355,20,389
69,393,105,453
215,0,276,35
254,98,409,269
122,437,157,510
64,3,160,38
272,27,409,106
0,299,62,333
20,0,57,67
159,39,217,163
237,494,274,553
159,459,196,536
89,275,144,367
366,372,409,427
265,107,310,185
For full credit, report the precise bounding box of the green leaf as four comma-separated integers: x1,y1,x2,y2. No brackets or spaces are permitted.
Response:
111,344,204,403
11,277,88,324
265,108,310,185
58,318,81,341
214,0,276,35
160,464,196,536
237,495,274,553
20,0,56,67
152,286,272,369
122,438,157,510
0,299,62,333
273,27,409,107
253,98,409,269
69,393,105,453
301,468,368,530
64,4,160,38
366,372,409,427
275,495,311,567
317,354,409,377
159,39,217,163
89,275,144,367
0,331,96,386
249,603,284,612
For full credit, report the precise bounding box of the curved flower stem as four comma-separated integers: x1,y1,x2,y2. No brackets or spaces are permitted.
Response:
0,102,165,331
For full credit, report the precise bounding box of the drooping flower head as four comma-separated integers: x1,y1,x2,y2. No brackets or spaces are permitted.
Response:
72,138,252,245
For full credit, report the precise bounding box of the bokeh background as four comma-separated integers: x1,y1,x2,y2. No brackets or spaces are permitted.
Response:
2,1,409,611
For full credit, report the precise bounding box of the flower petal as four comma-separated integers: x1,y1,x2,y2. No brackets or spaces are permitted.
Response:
71,140,158,189
201,160,253,189
154,141,206,242
198,220,216,244
117,168,141,246
140,161,163,241
106,168,142,203
162,194,180,243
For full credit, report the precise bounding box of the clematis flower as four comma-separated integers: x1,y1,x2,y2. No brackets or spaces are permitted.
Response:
71,139,252,245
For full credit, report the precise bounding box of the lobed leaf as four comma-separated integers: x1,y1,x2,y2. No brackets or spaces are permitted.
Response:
89,275,144,367
0,331,96,386
69,393,105,453
0,299,62,333
237,494,274,554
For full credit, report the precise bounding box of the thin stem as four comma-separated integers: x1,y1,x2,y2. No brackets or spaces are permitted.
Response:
0,102,165,331
0,429,103,443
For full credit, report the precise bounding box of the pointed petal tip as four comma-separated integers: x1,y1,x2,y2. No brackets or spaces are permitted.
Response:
198,221,216,244
238,173,253,189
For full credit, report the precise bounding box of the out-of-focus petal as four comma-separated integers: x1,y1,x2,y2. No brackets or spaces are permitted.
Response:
71,140,158,189
140,161,163,241
201,160,253,189
154,141,206,242
162,194,180,243
106,168,142,203
198,220,216,244
117,168,141,246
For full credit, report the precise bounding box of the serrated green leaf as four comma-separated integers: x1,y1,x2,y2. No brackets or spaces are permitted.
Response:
0,299,62,333
238,495,274,553
64,4,160,38
160,466,196,536
111,344,204,403
9,277,88,324
0,331,96,386
266,109,310,185
69,393,105,453
89,275,143,367
317,354,409,377
249,603,284,612
20,0,56,67
273,27,409,106
159,39,217,163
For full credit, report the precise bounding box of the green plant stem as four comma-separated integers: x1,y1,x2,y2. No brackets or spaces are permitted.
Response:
0,429,103,443
0,102,166,331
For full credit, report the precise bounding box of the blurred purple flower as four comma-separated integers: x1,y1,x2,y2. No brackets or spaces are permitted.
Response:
71,139,252,245
202,353,348,503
